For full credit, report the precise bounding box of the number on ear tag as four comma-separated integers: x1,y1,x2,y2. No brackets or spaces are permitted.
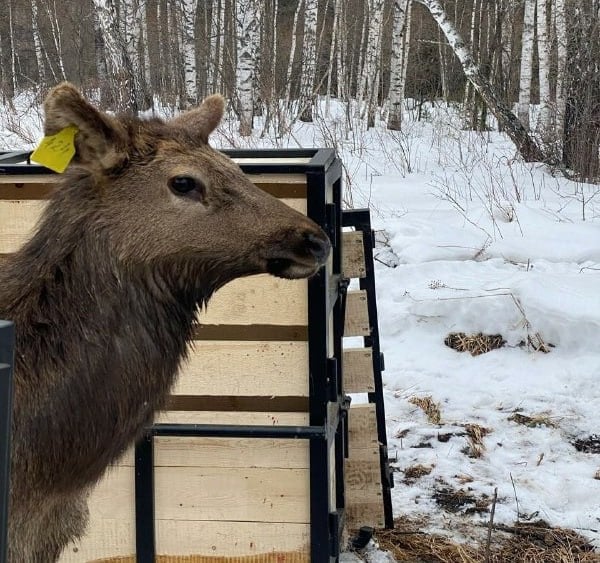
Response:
31,125,78,173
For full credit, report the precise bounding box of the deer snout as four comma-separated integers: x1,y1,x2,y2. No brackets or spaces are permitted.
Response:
304,231,331,264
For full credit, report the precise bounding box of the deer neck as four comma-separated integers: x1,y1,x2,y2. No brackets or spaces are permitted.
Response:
2,203,199,494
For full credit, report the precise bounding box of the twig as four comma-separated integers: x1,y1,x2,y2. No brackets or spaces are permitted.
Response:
510,473,520,523
485,487,498,563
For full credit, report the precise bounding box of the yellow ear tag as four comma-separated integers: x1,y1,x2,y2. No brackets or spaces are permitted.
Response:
31,125,78,173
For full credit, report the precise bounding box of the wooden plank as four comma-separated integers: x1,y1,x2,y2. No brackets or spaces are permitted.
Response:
116,437,309,469
166,395,309,412
199,275,307,327
0,198,306,254
78,465,309,523
343,291,370,337
190,325,308,342
173,341,309,397
155,411,309,426
345,502,385,531
342,231,366,279
343,348,375,393
0,200,46,253
0,179,57,199
60,520,309,562
348,403,378,449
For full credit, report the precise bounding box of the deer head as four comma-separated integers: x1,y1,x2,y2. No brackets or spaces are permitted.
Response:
40,83,331,300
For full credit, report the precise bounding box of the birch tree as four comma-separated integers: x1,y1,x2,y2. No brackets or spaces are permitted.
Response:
92,0,138,113
417,0,544,162
236,0,260,135
41,0,67,81
181,0,198,106
299,0,318,122
31,0,47,85
517,0,535,129
388,0,412,130
285,0,304,105
363,0,385,128
536,0,552,136
554,0,567,153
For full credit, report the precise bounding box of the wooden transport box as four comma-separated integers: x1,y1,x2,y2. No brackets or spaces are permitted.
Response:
0,149,391,562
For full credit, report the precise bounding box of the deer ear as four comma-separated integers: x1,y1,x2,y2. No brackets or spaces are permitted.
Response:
170,94,225,144
43,82,128,171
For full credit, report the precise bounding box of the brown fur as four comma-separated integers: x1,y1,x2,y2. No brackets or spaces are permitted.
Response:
0,83,330,561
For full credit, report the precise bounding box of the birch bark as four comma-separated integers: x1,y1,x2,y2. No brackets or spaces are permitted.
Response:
364,0,384,127
31,0,47,85
388,0,411,130
536,0,552,136
236,0,260,135
554,0,567,153
299,0,318,122
181,0,199,106
517,0,535,129
285,0,304,105
417,0,544,161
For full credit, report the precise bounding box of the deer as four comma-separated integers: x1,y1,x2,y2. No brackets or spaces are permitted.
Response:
0,82,331,562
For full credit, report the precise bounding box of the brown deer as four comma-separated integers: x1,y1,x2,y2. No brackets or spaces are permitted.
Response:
0,83,330,562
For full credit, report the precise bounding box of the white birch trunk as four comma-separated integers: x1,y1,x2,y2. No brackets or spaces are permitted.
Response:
364,0,384,127
140,0,152,101
388,0,411,130
181,0,198,105
517,0,535,129
285,0,304,104
31,0,47,85
417,0,544,161
537,0,552,135
355,1,370,117
44,0,67,80
208,0,223,93
554,0,567,153
326,0,340,114
8,0,17,94
236,0,260,135
299,0,318,122
500,0,514,91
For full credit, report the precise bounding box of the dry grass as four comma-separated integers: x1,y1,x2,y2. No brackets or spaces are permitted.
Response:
403,464,434,483
508,411,558,428
444,333,505,356
376,516,599,562
463,424,491,458
409,395,442,425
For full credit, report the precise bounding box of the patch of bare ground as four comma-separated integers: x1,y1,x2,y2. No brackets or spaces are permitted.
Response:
376,516,599,562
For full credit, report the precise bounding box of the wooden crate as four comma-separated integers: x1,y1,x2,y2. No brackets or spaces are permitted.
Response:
0,155,388,561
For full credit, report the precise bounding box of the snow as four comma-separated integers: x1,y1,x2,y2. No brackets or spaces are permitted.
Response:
2,94,600,555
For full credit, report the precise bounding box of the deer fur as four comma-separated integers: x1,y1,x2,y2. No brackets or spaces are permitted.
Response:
0,83,330,561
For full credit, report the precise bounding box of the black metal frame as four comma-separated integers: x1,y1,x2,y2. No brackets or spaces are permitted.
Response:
342,209,394,529
0,321,15,563
0,148,349,561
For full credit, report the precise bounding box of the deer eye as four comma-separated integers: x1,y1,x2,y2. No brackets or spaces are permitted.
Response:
169,176,204,197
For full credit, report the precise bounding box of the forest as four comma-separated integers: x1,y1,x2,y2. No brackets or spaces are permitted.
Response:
0,0,598,180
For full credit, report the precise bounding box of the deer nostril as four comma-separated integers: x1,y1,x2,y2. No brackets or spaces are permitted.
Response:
304,232,331,263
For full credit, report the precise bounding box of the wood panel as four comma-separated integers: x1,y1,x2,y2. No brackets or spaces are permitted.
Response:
0,199,306,254
346,404,385,529
117,437,309,469
343,291,370,337
173,341,309,397
155,411,310,426
199,276,307,327
76,465,309,523
343,348,375,393
342,231,366,279
60,520,309,562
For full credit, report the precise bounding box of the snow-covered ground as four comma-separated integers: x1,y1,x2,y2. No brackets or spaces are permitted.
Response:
3,95,600,555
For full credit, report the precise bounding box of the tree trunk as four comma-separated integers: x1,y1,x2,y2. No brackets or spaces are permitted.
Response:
236,0,260,135
181,0,199,106
285,0,304,106
517,0,535,129
43,0,67,80
417,0,544,162
536,0,552,137
31,0,47,86
388,0,411,130
364,0,384,128
554,0,567,157
299,0,318,122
